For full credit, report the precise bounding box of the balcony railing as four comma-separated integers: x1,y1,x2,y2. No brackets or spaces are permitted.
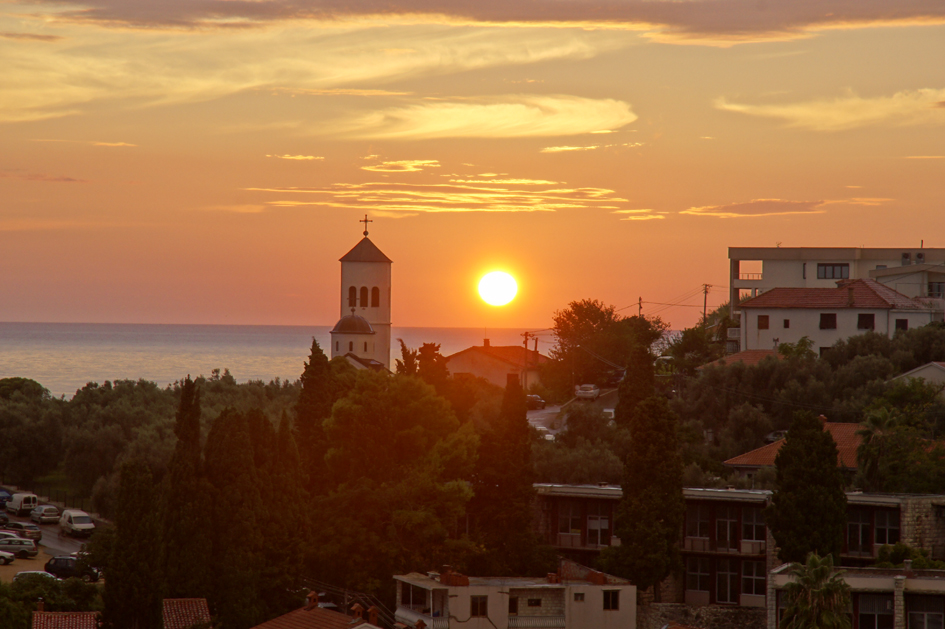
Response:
738,273,763,280
684,537,760,554
727,328,741,340
509,616,566,628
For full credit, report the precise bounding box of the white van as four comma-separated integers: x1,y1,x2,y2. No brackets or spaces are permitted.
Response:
59,510,95,537
5,493,38,517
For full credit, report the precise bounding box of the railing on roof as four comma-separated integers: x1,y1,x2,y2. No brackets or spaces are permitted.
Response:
738,273,763,280
299,577,396,629
508,616,566,628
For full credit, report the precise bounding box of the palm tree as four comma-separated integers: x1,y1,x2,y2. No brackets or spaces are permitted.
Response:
780,552,851,629
856,407,900,490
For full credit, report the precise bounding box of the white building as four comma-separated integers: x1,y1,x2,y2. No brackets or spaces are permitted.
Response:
330,222,393,370
394,562,635,629
738,279,940,356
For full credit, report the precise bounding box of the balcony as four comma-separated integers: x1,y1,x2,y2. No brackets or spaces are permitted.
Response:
727,328,741,340
396,607,449,629
740,540,766,555
684,537,756,554
738,273,763,281
508,616,566,628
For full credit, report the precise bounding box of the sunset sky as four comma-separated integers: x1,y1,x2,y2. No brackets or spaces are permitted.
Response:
2,0,945,331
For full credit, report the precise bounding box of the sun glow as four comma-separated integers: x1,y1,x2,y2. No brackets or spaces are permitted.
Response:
478,271,518,306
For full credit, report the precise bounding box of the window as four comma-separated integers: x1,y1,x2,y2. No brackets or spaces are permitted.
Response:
573,593,585,603
348,286,357,307
686,557,710,592
686,504,710,538
758,315,769,330
471,596,488,617
803,263,806,280
817,263,850,280
371,287,380,307
558,500,581,535
907,594,944,629
716,506,737,551
742,561,766,596
820,313,837,329
603,590,619,611
363,342,368,352
858,594,894,629
930,282,945,298
527,599,541,608
717,559,738,604
784,319,790,329
360,286,368,307
896,319,909,332
335,342,339,352
348,341,353,352
587,502,610,547
848,509,871,556
875,510,900,545
858,313,876,330
742,507,765,542
508,598,518,616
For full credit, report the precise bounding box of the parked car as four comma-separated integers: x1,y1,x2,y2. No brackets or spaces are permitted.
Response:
45,556,99,583
4,521,42,541
0,550,13,565
0,536,38,559
0,512,8,526
0,490,12,507
574,384,600,400
526,395,546,410
59,510,95,537
5,493,38,516
31,505,60,524
0,531,23,539
13,571,56,582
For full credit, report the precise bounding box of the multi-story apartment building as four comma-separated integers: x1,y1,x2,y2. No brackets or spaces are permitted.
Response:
393,560,635,629
533,484,945,612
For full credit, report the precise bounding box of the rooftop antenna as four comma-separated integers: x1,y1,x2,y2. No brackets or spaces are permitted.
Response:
360,214,372,237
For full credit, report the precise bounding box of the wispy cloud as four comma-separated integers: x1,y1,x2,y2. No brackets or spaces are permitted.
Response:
244,179,626,213
266,154,324,160
264,87,411,97
450,178,558,185
335,96,635,140
681,199,827,218
0,170,87,183
612,209,664,221
1,32,63,42
903,155,945,159
540,141,642,153
716,88,945,131
31,139,136,147
202,204,267,213
361,160,440,173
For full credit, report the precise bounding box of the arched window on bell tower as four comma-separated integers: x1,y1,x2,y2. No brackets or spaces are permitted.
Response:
348,286,357,307
360,286,368,307
371,287,380,307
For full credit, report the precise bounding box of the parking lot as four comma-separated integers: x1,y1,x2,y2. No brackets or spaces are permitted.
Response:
1,507,88,583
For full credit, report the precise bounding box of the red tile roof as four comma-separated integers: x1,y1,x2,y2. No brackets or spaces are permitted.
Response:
724,422,861,470
250,606,371,629
740,279,924,310
446,345,549,369
163,599,211,629
32,612,100,629
700,349,780,369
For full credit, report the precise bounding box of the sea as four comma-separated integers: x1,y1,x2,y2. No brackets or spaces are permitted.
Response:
0,322,540,399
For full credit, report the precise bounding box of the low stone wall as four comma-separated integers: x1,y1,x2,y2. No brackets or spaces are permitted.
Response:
637,603,766,629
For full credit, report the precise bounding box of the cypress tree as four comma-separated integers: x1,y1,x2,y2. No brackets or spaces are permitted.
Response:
766,412,847,563
295,339,334,492
161,377,212,599
600,396,684,601
103,461,161,629
614,345,655,428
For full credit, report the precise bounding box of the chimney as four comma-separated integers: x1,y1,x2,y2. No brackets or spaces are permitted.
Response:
367,606,379,626
415,621,427,629
305,591,319,610
818,414,828,426
483,339,490,348
37,598,44,612
350,603,364,619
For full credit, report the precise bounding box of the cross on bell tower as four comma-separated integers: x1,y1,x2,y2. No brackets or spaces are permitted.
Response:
360,214,372,237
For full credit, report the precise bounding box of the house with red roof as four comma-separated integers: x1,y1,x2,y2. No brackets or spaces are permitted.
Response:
163,599,211,629
32,612,100,629
738,279,940,356
249,592,377,629
724,420,861,478
445,340,549,389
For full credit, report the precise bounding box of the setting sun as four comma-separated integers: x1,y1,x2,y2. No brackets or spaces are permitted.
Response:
478,271,518,306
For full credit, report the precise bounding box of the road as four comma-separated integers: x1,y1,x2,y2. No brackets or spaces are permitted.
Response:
527,405,562,436
3,510,86,559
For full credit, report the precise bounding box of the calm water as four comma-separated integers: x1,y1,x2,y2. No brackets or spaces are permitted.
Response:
0,323,537,398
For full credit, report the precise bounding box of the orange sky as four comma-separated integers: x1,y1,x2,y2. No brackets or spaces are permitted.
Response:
2,1,945,331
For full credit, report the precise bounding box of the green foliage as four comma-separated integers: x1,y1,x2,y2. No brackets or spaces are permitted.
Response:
875,542,945,569
0,377,49,401
614,344,655,427
766,412,847,563
0,575,102,629
667,326,724,376
780,552,851,629
599,396,684,595
532,438,624,485
417,343,450,394
295,339,337,492
778,337,816,360
395,339,418,375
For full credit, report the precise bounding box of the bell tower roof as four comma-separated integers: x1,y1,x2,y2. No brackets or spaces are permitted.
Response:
339,237,392,264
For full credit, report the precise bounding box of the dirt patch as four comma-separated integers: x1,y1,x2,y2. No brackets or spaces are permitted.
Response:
0,548,55,584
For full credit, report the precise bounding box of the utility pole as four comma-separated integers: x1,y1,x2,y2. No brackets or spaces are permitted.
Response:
522,331,531,392
638,296,642,317
702,284,710,329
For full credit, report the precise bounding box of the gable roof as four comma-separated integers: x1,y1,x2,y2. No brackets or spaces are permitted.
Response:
700,349,779,369
445,345,550,370
339,238,392,264
249,606,371,629
894,362,945,381
32,612,100,629
724,422,861,470
740,279,925,311
163,599,211,629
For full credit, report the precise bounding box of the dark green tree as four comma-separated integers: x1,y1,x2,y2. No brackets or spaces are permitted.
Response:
468,376,553,576
418,343,450,394
395,339,419,375
779,552,851,629
599,396,684,601
295,339,336,492
614,344,655,428
766,412,847,563
102,461,161,629
160,377,212,599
